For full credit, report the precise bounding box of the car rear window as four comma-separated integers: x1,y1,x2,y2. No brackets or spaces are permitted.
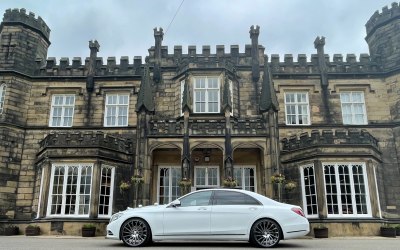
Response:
212,190,261,205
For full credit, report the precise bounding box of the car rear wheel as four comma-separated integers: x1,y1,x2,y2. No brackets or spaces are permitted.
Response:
250,218,281,248
121,218,151,247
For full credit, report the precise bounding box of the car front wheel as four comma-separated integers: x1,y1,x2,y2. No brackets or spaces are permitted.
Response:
250,218,281,248
121,218,151,247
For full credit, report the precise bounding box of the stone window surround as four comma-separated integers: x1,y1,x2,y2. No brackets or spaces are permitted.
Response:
49,94,76,127
104,93,130,127
98,165,115,218
233,165,257,192
284,91,311,125
194,165,220,188
157,165,181,205
46,163,93,217
37,161,117,219
193,76,221,113
300,161,374,219
339,91,368,125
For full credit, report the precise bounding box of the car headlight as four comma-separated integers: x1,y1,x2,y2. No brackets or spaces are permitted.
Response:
110,212,124,223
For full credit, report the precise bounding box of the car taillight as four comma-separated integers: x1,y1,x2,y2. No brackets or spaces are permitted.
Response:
291,207,305,217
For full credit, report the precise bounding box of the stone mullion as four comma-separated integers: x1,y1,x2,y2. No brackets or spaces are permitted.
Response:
224,110,233,178
89,161,101,219
366,160,380,218
38,161,51,218
314,160,327,219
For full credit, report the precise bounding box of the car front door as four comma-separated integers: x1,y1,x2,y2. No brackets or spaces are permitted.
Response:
163,190,213,236
210,190,262,235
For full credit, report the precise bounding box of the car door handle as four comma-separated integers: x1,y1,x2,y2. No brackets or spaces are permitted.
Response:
249,207,258,211
197,207,208,211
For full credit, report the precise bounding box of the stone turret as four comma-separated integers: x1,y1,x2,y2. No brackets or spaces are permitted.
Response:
0,8,51,75
365,2,400,70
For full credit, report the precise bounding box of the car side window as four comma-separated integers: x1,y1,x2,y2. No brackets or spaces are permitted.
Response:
213,190,261,205
179,191,213,207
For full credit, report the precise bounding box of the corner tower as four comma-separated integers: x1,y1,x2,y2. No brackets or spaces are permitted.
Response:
0,8,51,75
365,2,400,70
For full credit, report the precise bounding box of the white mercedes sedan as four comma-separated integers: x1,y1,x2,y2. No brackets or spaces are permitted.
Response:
106,189,309,248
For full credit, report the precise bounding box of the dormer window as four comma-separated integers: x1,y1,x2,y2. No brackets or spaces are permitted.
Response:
193,77,220,113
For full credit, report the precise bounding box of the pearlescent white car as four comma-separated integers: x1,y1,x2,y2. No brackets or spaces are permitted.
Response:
106,189,309,248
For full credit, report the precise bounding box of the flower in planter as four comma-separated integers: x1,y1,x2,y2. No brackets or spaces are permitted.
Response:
271,173,285,184
131,174,144,185
179,178,192,188
119,180,131,192
223,177,237,188
82,223,96,229
284,180,297,191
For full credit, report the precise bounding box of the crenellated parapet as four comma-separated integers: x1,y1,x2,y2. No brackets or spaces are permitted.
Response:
366,2,400,36
269,53,380,74
35,56,143,76
365,2,400,70
148,117,266,136
281,129,379,151
39,131,134,153
2,8,50,41
145,44,380,74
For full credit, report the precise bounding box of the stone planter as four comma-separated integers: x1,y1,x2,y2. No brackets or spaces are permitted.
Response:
380,227,396,238
314,227,328,238
82,227,96,237
25,226,40,236
4,226,19,236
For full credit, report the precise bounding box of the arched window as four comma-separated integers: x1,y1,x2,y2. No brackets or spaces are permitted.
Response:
0,83,6,114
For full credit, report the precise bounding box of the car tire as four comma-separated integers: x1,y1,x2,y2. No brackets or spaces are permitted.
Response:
250,218,281,248
121,218,152,247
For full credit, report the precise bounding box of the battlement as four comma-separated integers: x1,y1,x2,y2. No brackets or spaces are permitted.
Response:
281,129,379,152
145,44,382,74
39,131,134,153
36,56,143,76
2,8,50,40
366,2,400,36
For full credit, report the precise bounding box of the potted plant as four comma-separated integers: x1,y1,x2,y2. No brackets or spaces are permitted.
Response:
4,225,19,236
380,224,396,237
284,180,297,192
178,178,192,194
271,173,285,184
119,180,131,193
222,177,237,188
25,225,40,236
313,224,328,238
82,224,96,237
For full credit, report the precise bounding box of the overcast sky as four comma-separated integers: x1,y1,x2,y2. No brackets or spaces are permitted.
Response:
0,0,395,62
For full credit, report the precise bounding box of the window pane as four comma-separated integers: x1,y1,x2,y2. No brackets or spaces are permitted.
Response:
340,92,367,125
180,191,212,207
285,92,309,125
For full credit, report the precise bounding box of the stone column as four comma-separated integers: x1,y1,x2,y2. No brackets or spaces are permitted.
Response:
314,160,327,219
38,160,51,218
89,161,101,219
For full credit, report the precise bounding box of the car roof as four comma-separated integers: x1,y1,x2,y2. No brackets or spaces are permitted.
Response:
184,188,280,206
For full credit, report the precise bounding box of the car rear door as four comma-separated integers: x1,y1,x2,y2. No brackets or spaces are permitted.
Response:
163,190,213,236
210,190,262,235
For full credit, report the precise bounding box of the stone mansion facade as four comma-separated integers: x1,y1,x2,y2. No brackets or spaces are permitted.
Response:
1,3,400,236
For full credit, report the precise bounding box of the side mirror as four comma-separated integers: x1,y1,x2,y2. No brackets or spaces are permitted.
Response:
170,199,181,208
